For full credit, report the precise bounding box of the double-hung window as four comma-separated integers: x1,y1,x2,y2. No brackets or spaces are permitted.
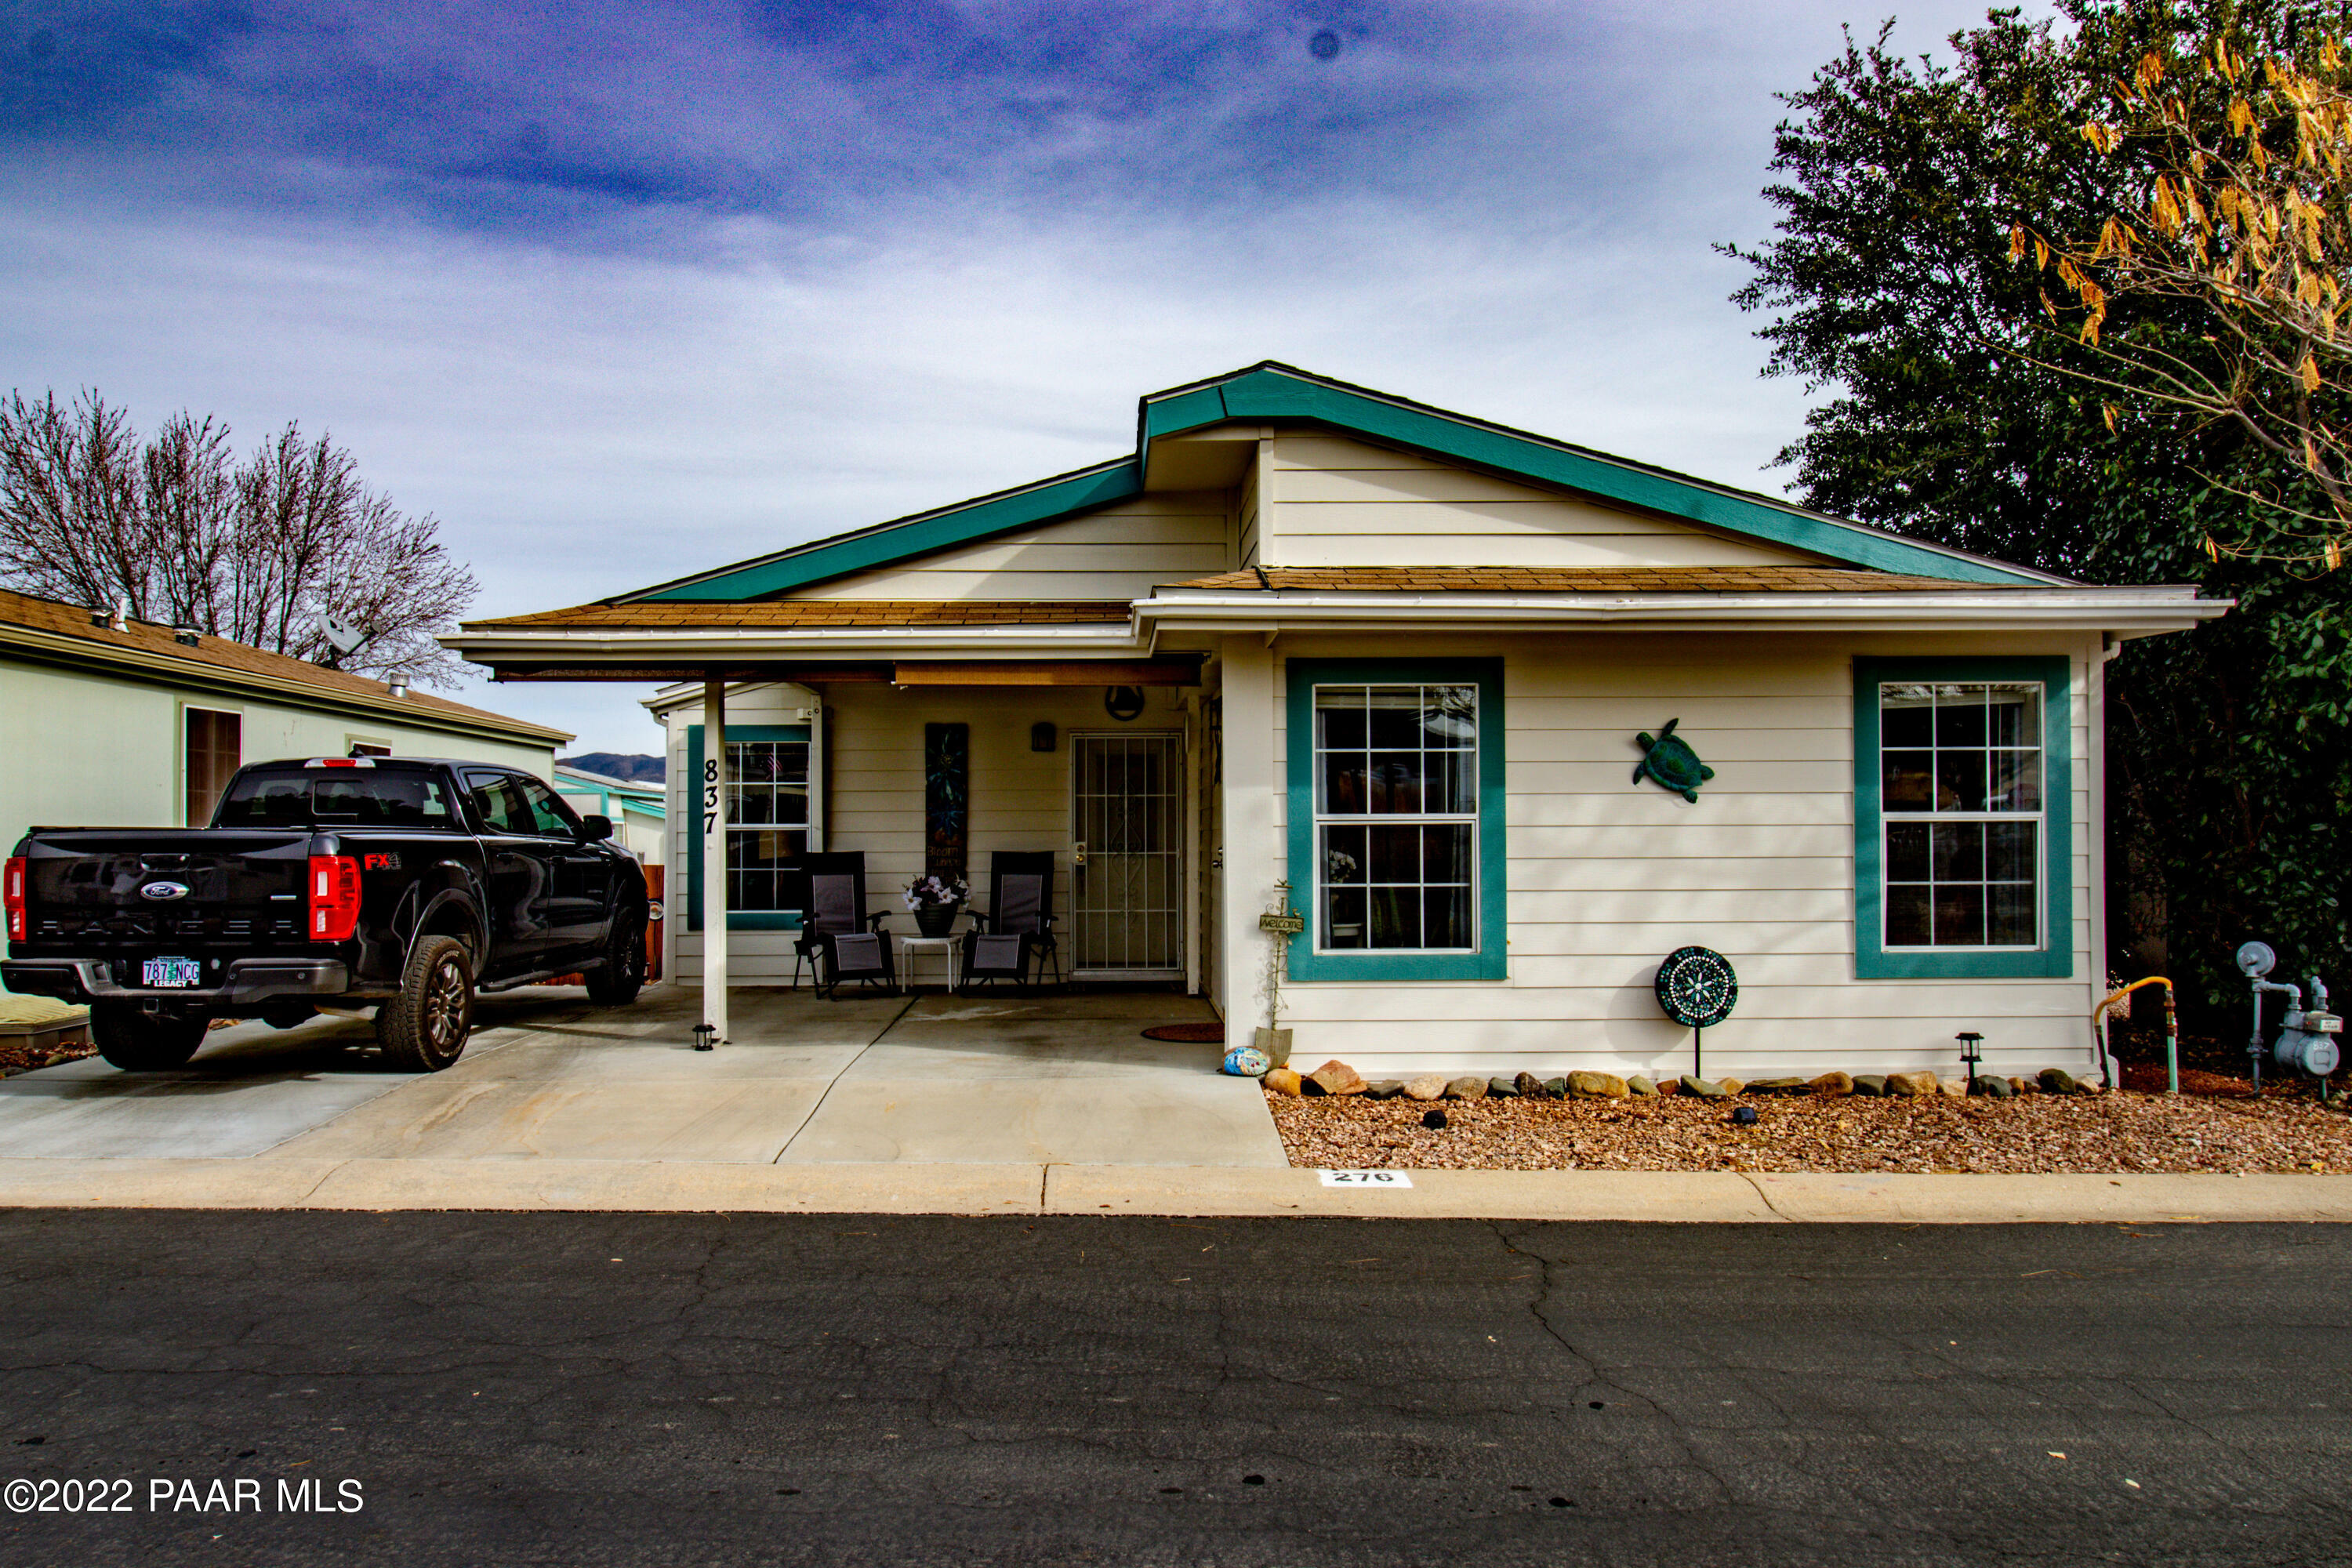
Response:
1854,657,2071,978
686,724,812,930
1285,659,1505,981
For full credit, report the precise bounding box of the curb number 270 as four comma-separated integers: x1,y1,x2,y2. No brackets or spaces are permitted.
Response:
1319,1170,1414,1188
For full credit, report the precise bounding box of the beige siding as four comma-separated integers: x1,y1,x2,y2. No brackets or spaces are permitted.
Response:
669,682,1187,983
797,493,1234,601
1247,630,2102,1081
1258,435,1824,569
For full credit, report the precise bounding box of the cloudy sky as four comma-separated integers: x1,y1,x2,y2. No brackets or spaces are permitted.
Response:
1,0,2049,755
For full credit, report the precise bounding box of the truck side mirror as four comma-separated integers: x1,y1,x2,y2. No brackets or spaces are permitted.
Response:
578,815,613,842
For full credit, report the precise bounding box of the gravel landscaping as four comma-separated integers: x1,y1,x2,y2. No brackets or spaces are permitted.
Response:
1266,1080,2352,1174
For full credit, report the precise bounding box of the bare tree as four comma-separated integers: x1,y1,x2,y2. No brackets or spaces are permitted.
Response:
0,390,477,686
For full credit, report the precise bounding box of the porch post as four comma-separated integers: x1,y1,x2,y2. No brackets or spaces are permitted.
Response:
1218,637,1277,1032
701,677,729,1044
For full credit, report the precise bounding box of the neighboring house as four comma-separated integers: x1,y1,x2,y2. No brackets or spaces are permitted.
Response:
1,584,572,908
447,363,2223,1082
554,763,666,864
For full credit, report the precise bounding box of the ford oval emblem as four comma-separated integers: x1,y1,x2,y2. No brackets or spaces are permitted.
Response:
139,881,190,902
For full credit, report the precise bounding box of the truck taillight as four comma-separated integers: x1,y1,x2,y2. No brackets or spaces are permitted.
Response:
308,855,361,942
3,857,24,943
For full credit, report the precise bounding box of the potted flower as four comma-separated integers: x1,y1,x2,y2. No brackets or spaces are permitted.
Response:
903,873,970,938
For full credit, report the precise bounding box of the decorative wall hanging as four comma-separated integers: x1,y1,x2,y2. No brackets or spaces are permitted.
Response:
1030,721,1058,753
1632,717,1715,802
924,722,969,880
1104,685,1146,721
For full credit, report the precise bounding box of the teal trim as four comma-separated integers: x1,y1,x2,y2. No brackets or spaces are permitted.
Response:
1178,368,2040,584
1283,659,1508,982
685,724,812,933
639,462,1139,601
601,364,2050,607
1852,657,2074,980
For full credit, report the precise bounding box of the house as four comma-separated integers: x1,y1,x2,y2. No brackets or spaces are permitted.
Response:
554,762,667,866
0,585,572,916
446,364,2223,1082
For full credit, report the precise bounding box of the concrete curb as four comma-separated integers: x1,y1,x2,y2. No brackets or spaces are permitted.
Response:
3,1157,2352,1221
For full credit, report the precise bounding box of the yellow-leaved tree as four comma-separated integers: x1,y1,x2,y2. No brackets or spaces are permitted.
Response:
2016,29,2352,568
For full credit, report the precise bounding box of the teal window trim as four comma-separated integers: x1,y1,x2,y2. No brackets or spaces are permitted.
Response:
685,724,812,932
1853,657,2073,979
1284,658,1507,982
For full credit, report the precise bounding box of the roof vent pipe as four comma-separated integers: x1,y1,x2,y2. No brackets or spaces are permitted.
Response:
387,674,410,699
172,627,200,647
111,597,129,633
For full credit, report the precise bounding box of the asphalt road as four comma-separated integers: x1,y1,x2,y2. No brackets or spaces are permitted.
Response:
0,1213,2347,1566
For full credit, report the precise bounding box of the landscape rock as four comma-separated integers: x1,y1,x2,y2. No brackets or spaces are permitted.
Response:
2008,1076,2028,1096
1747,1076,1809,1095
1973,1074,2014,1098
2038,1068,2079,1094
1264,1068,1304,1097
1809,1072,1853,1097
1568,1070,1629,1099
1308,1059,1367,1096
1403,1074,1448,1102
1885,1070,1940,1098
1849,1074,1887,1097
1542,1076,1569,1098
1717,1078,1745,1096
1514,1072,1547,1099
1446,1076,1489,1100
1364,1080,1404,1100
1679,1075,1730,1100
1627,1075,1659,1097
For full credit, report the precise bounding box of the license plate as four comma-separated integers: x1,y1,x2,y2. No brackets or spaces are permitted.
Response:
141,957,203,988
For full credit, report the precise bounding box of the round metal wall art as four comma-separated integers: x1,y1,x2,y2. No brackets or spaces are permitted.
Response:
1655,946,1737,1029
1105,685,1146,721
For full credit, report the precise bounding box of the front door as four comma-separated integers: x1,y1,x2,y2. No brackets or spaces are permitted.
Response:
1071,733,1183,978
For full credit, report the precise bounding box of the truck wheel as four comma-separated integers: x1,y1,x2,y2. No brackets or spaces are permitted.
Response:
584,909,646,1007
375,935,474,1072
90,1003,208,1072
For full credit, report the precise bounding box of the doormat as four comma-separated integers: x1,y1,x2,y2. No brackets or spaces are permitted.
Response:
1141,1022,1225,1044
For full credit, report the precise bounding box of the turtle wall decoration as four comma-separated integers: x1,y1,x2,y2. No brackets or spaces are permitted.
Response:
1632,718,1714,802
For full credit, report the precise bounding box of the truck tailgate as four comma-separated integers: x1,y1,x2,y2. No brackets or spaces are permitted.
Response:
19,829,314,949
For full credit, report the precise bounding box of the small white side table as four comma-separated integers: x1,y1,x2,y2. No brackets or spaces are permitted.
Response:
895,934,960,993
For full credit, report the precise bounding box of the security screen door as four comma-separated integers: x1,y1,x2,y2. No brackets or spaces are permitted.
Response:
1071,732,1184,978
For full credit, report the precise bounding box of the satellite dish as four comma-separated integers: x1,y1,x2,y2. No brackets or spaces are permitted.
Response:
2237,941,2278,980
317,611,365,659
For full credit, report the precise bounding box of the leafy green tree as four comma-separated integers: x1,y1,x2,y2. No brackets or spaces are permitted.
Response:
1726,1,2352,1021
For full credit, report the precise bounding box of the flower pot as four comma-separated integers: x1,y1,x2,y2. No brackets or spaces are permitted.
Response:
914,903,960,938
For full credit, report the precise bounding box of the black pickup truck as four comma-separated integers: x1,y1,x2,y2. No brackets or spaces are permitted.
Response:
3,757,649,1073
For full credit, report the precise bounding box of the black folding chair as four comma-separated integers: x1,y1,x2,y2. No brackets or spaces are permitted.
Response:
789,853,895,998
962,851,1060,992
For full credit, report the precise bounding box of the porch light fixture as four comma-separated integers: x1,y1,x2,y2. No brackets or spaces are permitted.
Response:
1030,721,1057,753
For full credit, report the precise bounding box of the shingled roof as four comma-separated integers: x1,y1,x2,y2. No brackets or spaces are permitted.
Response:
0,587,569,743
1163,567,2013,594
460,600,1135,631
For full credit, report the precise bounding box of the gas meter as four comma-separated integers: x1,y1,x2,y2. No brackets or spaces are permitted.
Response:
2238,941,2343,1090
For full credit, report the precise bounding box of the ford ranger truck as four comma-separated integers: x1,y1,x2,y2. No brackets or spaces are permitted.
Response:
3,757,649,1072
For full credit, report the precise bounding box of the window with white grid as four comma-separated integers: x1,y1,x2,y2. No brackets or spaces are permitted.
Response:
1877,682,2042,949
1311,683,1479,952
724,739,808,913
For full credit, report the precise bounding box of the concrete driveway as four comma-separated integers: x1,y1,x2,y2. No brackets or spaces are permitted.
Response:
0,985,1285,1168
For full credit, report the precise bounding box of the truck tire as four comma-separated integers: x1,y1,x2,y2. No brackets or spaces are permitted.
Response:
375,935,474,1072
89,1003,208,1072
584,909,646,1007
